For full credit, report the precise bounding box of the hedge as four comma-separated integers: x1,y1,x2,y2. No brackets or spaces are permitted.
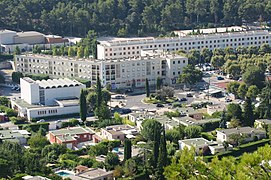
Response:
201,132,216,141
204,139,271,162
0,54,13,61
31,113,79,122
200,120,220,132
19,122,49,132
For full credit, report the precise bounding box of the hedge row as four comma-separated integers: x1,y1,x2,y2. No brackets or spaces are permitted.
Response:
31,113,79,122
0,54,13,61
18,122,49,132
200,120,220,132
204,139,271,162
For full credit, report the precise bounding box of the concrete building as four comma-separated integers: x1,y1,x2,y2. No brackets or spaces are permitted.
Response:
11,77,85,120
99,124,138,141
48,127,95,149
0,129,31,145
15,52,188,89
216,127,266,143
14,31,45,44
97,27,271,60
179,138,215,152
0,30,17,45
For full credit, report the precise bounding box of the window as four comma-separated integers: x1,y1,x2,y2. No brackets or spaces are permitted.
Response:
173,61,175,64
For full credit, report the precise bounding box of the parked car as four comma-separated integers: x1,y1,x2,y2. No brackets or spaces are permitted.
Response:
186,93,193,97
156,103,164,107
180,98,187,102
217,76,224,80
37,119,45,123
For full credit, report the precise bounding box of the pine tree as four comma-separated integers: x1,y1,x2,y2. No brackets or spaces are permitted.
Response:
145,78,150,97
79,89,87,121
124,139,132,161
156,125,167,180
243,97,254,126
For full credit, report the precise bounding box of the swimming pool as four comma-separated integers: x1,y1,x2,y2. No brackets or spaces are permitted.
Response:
55,170,74,177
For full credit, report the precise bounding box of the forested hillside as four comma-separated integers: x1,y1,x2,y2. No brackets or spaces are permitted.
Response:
0,0,271,37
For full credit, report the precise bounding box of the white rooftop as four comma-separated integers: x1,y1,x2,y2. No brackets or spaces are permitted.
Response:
22,77,83,89
0,29,17,34
16,31,44,37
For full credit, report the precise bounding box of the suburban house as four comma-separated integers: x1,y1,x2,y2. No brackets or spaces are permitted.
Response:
48,127,95,149
254,119,271,129
207,104,226,115
216,127,266,143
67,167,113,180
11,77,86,120
179,138,233,155
0,129,31,145
99,124,138,141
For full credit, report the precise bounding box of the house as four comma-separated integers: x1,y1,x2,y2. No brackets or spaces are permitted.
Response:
0,129,31,145
11,77,86,120
22,175,50,180
48,127,95,149
100,124,138,141
216,127,266,143
254,119,271,129
179,138,216,153
68,168,113,180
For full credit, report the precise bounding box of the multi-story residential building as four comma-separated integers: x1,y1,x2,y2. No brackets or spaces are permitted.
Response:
97,27,271,60
14,52,188,88
11,77,86,120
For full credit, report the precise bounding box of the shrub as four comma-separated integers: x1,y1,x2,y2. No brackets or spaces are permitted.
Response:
201,132,216,141
20,122,49,132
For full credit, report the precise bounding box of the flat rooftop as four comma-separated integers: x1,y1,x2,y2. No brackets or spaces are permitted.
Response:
217,127,266,135
55,97,79,107
16,31,44,37
69,168,113,180
180,138,214,147
172,116,220,126
50,127,95,136
0,129,30,140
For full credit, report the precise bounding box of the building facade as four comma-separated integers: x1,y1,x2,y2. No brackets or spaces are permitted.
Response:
11,77,86,120
15,53,188,88
97,29,271,60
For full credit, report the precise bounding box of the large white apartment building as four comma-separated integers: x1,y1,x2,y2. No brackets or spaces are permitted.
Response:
15,52,188,89
11,77,86,120
97,28,271,60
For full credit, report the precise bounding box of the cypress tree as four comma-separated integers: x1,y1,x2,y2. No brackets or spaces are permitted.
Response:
153,123,161,169
146,78,150,97
124,139,132,161
219,110,227,129
156,77,162,90
96,76,102,108
243,97,254,126
79,89,87,121
156,125,167,180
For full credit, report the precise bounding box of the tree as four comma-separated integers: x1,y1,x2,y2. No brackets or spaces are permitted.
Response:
222,141,229,151
153,121,161,169
211,55,225,69
12,72,23,83
184,125,202,138
96,76,102,108
79,89,87,121
243,97,254,126
145,78,150,97
178,65,202,89
0,96,9,106
156,125,167,180
124,139,132,161
68,47,75,57
141,119,162,141
84,46,90,58
156,77,162,90
237,83,247,100
156,86,175,101
257,81,271,119
28,133,50,149
14,46,21,55
94,102,111,120
124,159,137,177
52,46,59,56
227,81,240,98
246,85,259,100
105,152,119,171
0,74,5,84
227,103,242,121
77,46,84,58
200,48,212,63
242,66,265,89
259,43,271,55
187,49,200,65
219,110,227,129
